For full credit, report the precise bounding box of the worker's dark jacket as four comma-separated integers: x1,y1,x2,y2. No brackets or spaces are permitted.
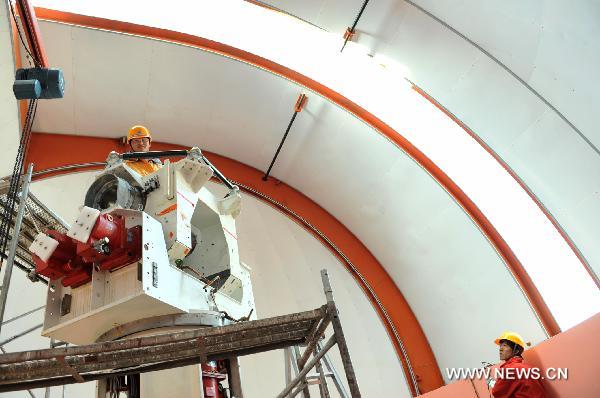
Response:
492,356,546,398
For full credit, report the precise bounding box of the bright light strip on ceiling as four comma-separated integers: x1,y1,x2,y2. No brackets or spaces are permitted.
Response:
33,0,599,330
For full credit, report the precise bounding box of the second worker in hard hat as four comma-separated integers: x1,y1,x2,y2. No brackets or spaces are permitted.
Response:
126,125,162,176
491,331,546,398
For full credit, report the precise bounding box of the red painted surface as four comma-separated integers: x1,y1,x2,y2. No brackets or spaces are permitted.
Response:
33,212,142,286
156,203,177,216
416,380,480,398
523,313,600,397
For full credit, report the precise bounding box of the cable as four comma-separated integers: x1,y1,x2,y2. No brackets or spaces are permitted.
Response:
0,102,31,255
0,101,33,254
25,202,41,234
340,0,370,52
0,99,37,272
8,1,40,67
0,305,44,326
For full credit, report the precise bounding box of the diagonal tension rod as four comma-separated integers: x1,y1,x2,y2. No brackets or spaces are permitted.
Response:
262,93,308,181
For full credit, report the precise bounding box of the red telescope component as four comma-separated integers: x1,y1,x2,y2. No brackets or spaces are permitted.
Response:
32,212,142,287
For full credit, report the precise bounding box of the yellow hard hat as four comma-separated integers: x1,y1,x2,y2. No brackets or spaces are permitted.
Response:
127,125,151,143
495,331,527,349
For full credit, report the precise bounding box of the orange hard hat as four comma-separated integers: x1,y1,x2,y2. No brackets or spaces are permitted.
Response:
127,125,151,143
495,331,528,349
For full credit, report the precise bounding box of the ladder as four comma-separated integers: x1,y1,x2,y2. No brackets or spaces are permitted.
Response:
285,340,350,398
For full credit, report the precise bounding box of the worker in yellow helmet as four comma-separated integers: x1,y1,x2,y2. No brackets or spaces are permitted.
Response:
491,331,546,398
125,126,162,176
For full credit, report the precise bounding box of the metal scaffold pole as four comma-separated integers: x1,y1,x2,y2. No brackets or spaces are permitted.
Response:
0,270,363,397
0,164,34,337
279,269,361,398
320,269,361,398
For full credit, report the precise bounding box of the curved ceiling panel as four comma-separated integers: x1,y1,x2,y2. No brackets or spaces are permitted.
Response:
409,0,599,147
28,2,600,331
27,18,550,383
251,0,600,301
27,10,558,340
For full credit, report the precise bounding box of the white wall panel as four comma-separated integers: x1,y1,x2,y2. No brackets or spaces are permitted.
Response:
413,0,543,79
412,0,600,147
508,110,600,275
442,55,548,149
29,21,75,134
71,28,152,136
527,1,600,146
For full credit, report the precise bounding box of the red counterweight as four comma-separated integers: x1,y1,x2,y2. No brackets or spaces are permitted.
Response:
76,213,142,271
33,230,84,282
33,212,142,288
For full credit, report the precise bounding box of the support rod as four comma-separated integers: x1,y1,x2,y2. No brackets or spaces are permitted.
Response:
276,335,336,398
0,323,42,347
321,270,362,397
290,383,312,398
227,357,244,398
0,164,34,336
340,0,370,52
44,340,54,398
263,94,307,181
1,305,44,326
120,150,188,160
294,345,311,398
201,155,235,190
314,347,331,398
120,149,236,190
318,341,350,398
298,314,331,369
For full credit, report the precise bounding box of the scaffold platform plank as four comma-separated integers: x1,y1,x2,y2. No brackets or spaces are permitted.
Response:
0,306,327,392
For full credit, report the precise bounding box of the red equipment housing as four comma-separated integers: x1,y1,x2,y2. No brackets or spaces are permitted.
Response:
32,212,142,287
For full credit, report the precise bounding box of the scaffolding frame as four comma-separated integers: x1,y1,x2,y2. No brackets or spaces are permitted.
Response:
0,270,361,397
0,164,35,338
